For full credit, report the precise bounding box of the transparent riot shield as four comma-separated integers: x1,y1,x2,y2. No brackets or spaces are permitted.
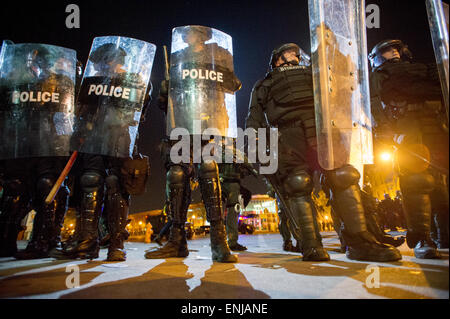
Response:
73,36,156,158
167,25,240,138
426,0,449,123
308,0,373,173
0,41,76,159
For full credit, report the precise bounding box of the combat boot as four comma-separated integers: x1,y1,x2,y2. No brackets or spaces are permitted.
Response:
334,187,402,261
210,220,238,262
327,166,402,261
401,173,440,259
199,161,237,263
144,223,189,258
282,239,301,252
288,196,330,261
104,174,130,261
0,179,32,257
228,242,247,251
15,200,56,260
60,172,103,259
48,184,69,251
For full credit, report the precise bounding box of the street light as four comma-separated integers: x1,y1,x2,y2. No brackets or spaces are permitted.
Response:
380,151,392,162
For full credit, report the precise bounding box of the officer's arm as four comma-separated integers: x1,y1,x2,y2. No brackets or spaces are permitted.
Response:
157,79,169,114
141,81,153,123
369,71,392,137
245,80,267,131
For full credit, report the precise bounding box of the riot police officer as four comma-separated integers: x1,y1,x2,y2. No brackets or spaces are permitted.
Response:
145,26,240,263
0,43,74,259
59,38,153,261
247,43,402,262
369,39,449,258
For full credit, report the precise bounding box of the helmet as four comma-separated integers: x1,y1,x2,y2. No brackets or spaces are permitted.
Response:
269,43,301,70
181,25,213,44
89,43,127,67
368,39,413,69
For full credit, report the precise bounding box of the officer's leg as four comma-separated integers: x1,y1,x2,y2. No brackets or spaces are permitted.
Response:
400,172,440,258
223,181,247,251
63,169,104,259
104,172,130,261
283,169,329,261
15,167,58,259
0,178,31,257
48,182,70,252
327,165,401,261
430,173,449,249
198,160,237,263
145,165,191,258
277,202,294,251
361,190,405,248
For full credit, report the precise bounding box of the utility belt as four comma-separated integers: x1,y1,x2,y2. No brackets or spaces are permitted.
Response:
386,100,442,119
275,119,304,129
120,153,150,195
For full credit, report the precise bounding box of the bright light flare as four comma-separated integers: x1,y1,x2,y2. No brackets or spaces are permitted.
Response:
380,152,392,162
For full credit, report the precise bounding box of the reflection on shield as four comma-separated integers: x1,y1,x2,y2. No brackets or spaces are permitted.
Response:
0,41,76,159
426,0,449,122
167,25,240,138
308,0,373,173
72,36,156,158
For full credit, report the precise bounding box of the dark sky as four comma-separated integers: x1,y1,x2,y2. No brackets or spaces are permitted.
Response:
0,0,445,213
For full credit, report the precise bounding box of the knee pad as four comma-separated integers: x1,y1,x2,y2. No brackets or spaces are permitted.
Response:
198,160,219,179
326,165,360,190
283,170,313,197
36,176,55,198
400,173,435,194
105,174,120,195
80,171,104,193
167,165,186,187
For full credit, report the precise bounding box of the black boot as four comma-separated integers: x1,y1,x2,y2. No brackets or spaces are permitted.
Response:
283,239,301,252
332,185,401,262
228,242,248,251
199,161,237,263
210,220,238,262
0,179,31,257
60,172,103,260
145,223,189,258
15,176,58,260
402,180,440,259
288,196,330,261
48,184,69,252
145,166,190,259
105,181,130,261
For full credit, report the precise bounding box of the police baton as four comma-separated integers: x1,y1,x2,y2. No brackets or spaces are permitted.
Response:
45,151,78,205
163,45,176,129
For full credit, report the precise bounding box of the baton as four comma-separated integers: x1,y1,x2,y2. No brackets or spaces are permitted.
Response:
45,150,78,205
163,45,176,129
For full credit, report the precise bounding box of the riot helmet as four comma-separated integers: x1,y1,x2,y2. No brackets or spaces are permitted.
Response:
89,43,127,74
368,39,413,69
181,25,213,45
25,46,50,78
269,43,301,70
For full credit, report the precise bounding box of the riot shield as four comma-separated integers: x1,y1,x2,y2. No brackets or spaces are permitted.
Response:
308,0,373,173
73,36,156,158
167,25,240,138
426,0,449,123
0,41,76,159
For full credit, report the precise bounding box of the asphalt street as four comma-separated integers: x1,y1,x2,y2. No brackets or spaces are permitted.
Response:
0,232,448,299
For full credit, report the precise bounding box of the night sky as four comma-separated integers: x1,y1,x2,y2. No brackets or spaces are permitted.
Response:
0,0,445,213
